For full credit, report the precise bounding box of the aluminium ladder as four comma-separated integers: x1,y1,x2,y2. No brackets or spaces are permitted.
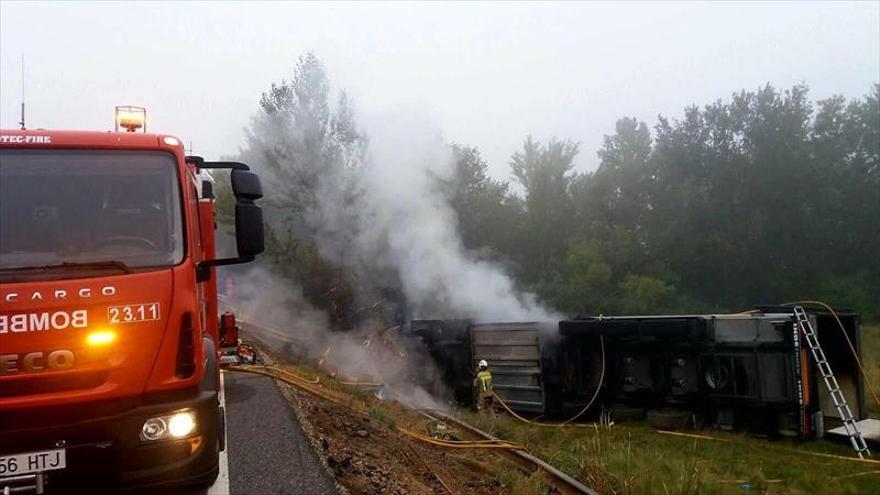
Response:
793,306,871,458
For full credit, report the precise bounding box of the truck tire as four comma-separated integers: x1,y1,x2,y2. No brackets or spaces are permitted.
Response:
647,409,692,430
609,403,646,422
189,463,220,490
218,405,227,452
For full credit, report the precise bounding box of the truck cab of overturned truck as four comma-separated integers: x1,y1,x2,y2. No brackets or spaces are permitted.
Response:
0,115,265,492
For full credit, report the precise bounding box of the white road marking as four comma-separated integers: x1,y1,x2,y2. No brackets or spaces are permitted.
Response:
207,372,230,495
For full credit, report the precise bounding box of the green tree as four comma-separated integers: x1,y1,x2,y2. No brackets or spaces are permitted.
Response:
439,144,523,260
617,274,676,314
553,238,613,315
234,53,367,327
573,117,655,277
510,137,579,283
560,84,878,319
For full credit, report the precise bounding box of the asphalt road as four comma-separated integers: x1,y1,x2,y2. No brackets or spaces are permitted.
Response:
205,372,338,495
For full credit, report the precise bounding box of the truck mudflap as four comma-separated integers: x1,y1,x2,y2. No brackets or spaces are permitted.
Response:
0,388,220,493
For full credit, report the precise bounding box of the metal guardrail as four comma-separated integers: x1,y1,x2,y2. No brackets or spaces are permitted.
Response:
432,411,599,495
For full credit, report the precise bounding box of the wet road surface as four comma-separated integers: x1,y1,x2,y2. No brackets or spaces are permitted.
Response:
205,372,337,495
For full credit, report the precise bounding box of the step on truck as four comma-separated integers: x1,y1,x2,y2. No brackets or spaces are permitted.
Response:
0,107,265,493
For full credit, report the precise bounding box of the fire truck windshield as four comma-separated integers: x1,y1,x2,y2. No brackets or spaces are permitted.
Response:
0,149,185,280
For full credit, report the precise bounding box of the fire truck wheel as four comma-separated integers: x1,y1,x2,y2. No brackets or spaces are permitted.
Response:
647,408,692,430
190,464,220,490
218,405,227,452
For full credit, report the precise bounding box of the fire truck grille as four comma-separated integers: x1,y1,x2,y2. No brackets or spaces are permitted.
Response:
0,371,108,398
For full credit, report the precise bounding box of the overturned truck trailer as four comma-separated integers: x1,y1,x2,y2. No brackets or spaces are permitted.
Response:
407,307,867,439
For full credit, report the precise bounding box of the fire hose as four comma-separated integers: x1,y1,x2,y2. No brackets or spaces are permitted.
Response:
784,300,880,411
224,364,524,450
496,301,877,429
488,335,605,428
224,343,601,494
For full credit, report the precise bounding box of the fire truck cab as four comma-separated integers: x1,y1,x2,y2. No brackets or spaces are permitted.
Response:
0,115,264,492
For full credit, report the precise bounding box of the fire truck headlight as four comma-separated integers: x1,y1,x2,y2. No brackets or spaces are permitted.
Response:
86,330,117,347
141,409,198,441
141,418,168,441
168,411,197,438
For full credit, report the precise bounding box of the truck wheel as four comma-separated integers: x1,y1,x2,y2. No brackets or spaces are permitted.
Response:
189,464,220,490
647,409,692,430
218,405,227,452
609,403,646,422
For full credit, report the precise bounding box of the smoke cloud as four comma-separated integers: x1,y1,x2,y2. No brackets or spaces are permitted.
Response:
229,266,448,410
351,108,558,321
224,63,558,406
235,56,558,324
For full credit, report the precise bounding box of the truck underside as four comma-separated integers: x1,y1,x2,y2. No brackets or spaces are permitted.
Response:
406,307,867,441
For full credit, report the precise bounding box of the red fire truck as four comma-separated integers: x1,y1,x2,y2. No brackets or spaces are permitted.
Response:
0,107,264,492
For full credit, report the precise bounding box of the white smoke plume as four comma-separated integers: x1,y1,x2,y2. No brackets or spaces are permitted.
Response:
227,266,449,410
224,61,560,407
237,56,558,323
351,108,558,321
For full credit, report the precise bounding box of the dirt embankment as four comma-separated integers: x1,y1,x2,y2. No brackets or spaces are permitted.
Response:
248,337,504,495
277,377,504,495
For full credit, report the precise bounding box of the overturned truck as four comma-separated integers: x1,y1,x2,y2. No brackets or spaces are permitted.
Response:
407,306,868,440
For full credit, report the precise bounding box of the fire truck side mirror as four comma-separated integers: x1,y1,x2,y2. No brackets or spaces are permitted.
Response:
231,169,262,200
186,157,266,278
235,203,264,257
231,170,265,258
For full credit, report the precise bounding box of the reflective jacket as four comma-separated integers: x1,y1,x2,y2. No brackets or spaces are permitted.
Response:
476,370,493,393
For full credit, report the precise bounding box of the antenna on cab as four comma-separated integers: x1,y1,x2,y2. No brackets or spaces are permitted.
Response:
19,54,26,130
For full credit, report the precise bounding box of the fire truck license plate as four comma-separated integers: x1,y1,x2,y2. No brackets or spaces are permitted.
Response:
0,449,66,476
108,302,160,324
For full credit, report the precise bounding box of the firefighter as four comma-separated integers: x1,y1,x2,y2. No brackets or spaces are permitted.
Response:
474,360,494,414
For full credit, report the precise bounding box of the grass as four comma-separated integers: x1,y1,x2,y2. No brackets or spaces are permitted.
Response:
458,323,880,494
257,331,880,494
367,406,396,428
462,411,880,494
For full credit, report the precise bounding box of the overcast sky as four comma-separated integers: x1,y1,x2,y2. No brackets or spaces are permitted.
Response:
1,1,878,178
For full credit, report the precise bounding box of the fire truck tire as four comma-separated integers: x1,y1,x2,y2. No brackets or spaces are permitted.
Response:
609,403,646,422
218,405,227,452
647,408,692,430
201,337,220,392
189,463,220,490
